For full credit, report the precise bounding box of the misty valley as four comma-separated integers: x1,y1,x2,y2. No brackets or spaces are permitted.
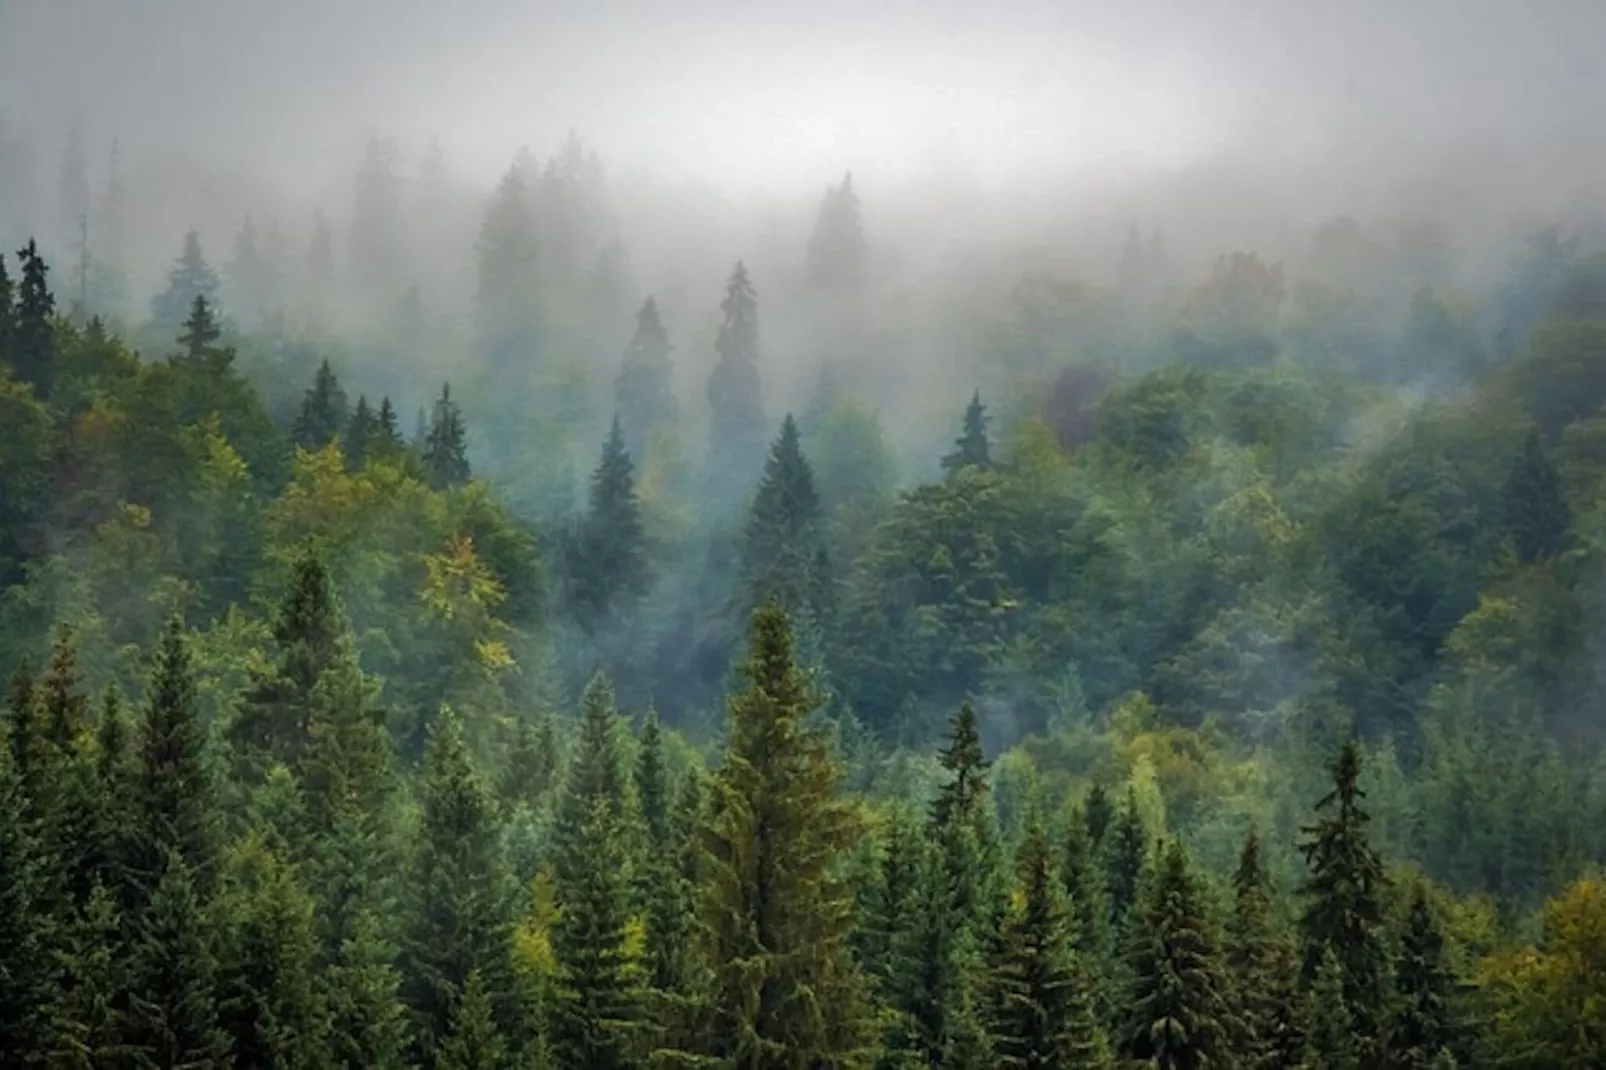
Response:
5,3,1606,1067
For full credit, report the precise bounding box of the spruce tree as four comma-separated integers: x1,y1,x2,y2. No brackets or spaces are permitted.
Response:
567,416,648,631
176,292,224,361
615,295,678,462
550,672,639,1069
1502,426,1571,563
376,396,403,454
403,708,513,1060
292,357,350,450
859,806,924,996
347,394,378,470
45,882,128,1068
0,732,56,1064
423,383,471,489
983,821,1108,1069
151,228,222,339
704,260,767,500
1228,830,1283,1069
942,391,992,474
741,413,825,618
1300,946,1358,1070
132,618,218,895
12,239,55,394
324,895,410,1070
688,597,871,1066
1062,802,1114,1021
90,689,138,910
435,969,505,1070
124,851,232,1070
0,250,14,363
1122,839,1232,1070
1389,885,1458,1070
804,172,867,290
300,638,393,840
214,833,329,1068
499,706,557,811
1102,787,1148,931
930,703,989,831
1298,740,1388,1054
1084,783,1113,851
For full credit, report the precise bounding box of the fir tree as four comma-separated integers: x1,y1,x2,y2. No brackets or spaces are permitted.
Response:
176,292,225,361
347,394,378,470
550,672,639,1069
1503,426,1571,563
1061,803,1114,1021
567,416,648,631
423,383,471,489
124,851,232,1070
859,806,924,995
293,357,350,450
88,689,137,907
1298,740,1388,1054
132,618,218,895
615,295,678,462
704,260,767,500
151,228,222,338
0,251,14,362
931,703,989,831
1084,783,1113,851
804,172,867,290
323,896,410,1070
45,882,129,1069
941,391,991,474
214,833,330,1068
687,597,871,1066
1389,885,1458,1070
12,239,55,394
741,413,824,617
6,660,49,834
983,821,1107,1070
1300,946,1358,1070
301,621,393,844
1227,830,1283,1069
403,708,513,1062
1102,787,1148,931
0,733,56,1063
376,396,403,453
435,969,505,1070
1122,839,1232,1070
38,630,99,909
499,706,558,811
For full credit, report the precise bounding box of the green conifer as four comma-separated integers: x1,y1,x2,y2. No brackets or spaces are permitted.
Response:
435,968,505,1070
0,734,56,1063
704,260,767,500
13,239,56,394
292,358,349,449
124,851,231,1069
568,416,648,631
346,394,377,469
1102,787,1147,930
941,391,991,474
615,295,678,462
1300,946,1358,1070
1389,885,1458,1070
742,413,825,618
45,882,128,1068
1502,426,1571,563
422,383,471,489
151,229,221,339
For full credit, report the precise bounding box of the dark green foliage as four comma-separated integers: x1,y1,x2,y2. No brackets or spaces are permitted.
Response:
403,708,513,1061
133,619,219,894
499,706,558,811
615,295,677,462
0,251,14,359
688,597,871,1067
741,413,824,616
1102,788,1147,928
942,391,991,474
858,806,924,995
1061,803,1113,1018
1122,838,1232,1070
1227,830,1284,1068
293,357,349,450
1301,945,1359,1070
0,733,56,1063
12,239,55,394
176,291,223,360
423,382,471,489
1084,783,1112,849
567,416,648,630
45,882,129,1069
930,702,989,831
704,260,766,499
1502,427,1570,563
1389,886,1458,1070
346,394,377,469
983,822,1107,1069
323,898,410,1070
151,229,222,339
435,969,505,1070
1298,740,1388,1052
550,673,639,1069
125,852,232,1070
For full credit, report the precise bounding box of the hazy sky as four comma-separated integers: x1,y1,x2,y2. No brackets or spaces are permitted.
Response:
3,0,1603,197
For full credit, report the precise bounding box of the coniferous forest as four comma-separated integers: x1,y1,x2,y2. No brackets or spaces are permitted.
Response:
6,25,1606,1066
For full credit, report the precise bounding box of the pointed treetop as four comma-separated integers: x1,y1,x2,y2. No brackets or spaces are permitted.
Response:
942,390,991,473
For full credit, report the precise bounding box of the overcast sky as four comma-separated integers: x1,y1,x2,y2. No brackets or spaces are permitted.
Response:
3,0,1603,197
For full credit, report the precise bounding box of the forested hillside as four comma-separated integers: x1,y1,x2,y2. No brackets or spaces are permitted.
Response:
4,130,1606,1067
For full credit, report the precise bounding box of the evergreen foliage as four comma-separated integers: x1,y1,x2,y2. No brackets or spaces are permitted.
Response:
705,260,766,499
742,413,824,616
941,392,991,474
423,383,471,489
615,295,677,462
151,228,222,338
12,239,55,394
568,416,648,630
1389,885,1458,1070
293,358,350,450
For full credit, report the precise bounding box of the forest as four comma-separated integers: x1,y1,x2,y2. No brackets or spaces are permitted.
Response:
5,12,1606,1063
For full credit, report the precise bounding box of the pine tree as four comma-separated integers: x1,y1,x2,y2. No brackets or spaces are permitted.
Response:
1300,946,1358,1070
403,707,513,1061
1298,740,1388,1054
293,357,350,450
615,295,678,462
1389,885,1457,1070
499,705,558,811
982,821,1107,1069
550,672,639,1069
176,292,224,361
151,228,222,338
704,260,767,500
132,618,218,896
6,660,48,832
435,969,505,1070
1263,940,1306,1070
1122,839,1232,1070
45,882,129,1069
37,631,100,912
423,383,471,489
1228,830,1283,1069
1102,788,1147,933
376,396,403,453
567,416,648,631
0,732,56,1064
124,851,232,1070
232,545,351,787
931,703,989,832
1061,803,1114,1021
323,895,410,1070
214,833,330,1068
300,619,393,840
804,172,867,290
687,597,871,1067
12,239,55,394
347,394,378,470
89,689,137,910
741,413,825,617
1502,426,1571,563
941,391,991,474
859,806,924,995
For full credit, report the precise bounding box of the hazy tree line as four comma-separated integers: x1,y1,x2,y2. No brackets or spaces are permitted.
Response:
3,120,1606,1066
